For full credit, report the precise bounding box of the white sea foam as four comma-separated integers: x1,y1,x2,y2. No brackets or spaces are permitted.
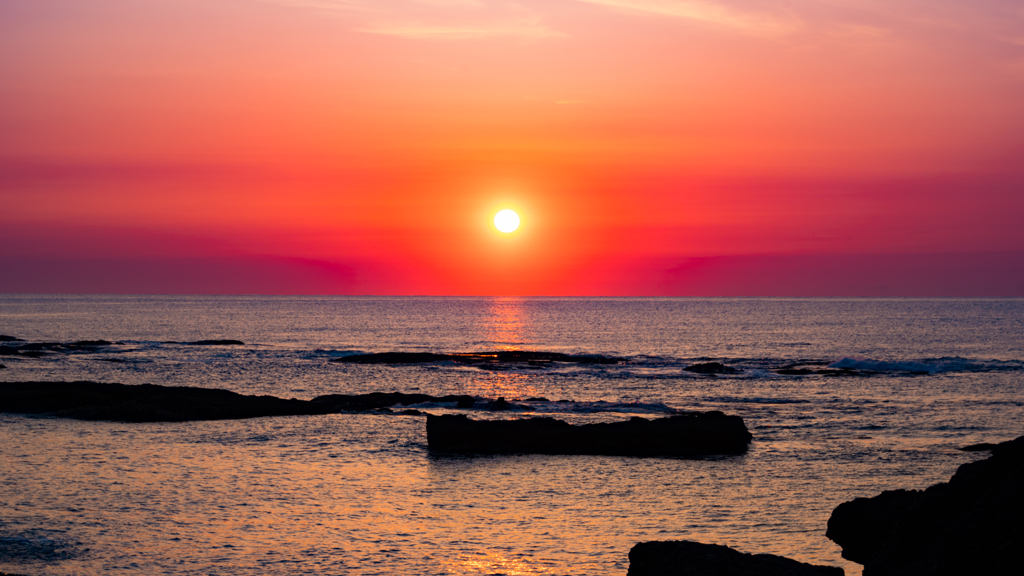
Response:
313,349,364,357
828,356,1018,374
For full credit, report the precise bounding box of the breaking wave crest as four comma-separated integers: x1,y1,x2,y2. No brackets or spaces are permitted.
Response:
827,357,1021,374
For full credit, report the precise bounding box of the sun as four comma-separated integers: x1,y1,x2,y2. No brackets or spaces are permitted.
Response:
494,209,520,233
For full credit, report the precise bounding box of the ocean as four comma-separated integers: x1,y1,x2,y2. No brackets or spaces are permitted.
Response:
1,295,1022,575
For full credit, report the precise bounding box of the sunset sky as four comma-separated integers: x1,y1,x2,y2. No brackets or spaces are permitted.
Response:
2,0,1022,295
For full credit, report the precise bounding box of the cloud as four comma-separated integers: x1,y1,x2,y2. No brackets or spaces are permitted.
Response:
358,19,562,39
259,0,1024,48
572,0,800,36
262,0,562,40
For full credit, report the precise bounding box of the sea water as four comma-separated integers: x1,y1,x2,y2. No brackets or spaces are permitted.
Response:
1,296,1022,575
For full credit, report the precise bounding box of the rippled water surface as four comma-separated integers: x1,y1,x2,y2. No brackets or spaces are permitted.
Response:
1,296,1023,575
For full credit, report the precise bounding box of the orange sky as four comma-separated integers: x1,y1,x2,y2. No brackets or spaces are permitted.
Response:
2,0,1023,295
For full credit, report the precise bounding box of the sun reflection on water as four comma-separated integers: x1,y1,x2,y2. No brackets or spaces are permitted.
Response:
483,297,527,352
445,551,552,575
464,297,544,399
467,371,540,400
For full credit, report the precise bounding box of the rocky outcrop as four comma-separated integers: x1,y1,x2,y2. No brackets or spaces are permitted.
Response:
825,490,920,565
0,381,477,422
627,540,844,575
335,351,447,363
0,381,322,421
826,435,1024,575
775,368,862,377
426,412,752,456
14,341,112,351
0,340,117,357
334,350,624,366
682,362,740,374
313,391,475,411
773,363,865,377
0,335,24,342
1,339,242,356
960,442,997,452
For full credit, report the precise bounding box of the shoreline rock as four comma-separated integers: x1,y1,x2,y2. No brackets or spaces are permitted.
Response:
334,350,624,366
959,442,997,452
0,381,476,422
0,339,118,358
826,489,920,565
682,362,740,374
627,540,844,575
827,435,1024,575
426,412,752,456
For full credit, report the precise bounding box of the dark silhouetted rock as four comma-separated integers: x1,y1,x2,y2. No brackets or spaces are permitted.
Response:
0,381,321,422
683,362,740,374
0,364,5,369
826,489,920,564
311,391,475,412
960,442,997,452
334,350,623,366
15,342,63,351
0,335,24,342
827,435,1024,575
483,397,517,410
819,368,862,377
4,340,119,355
427,412,752,456
335,352,450,364
188,339,244,346
627,540,844,575
775,366,864,377
0,382,478,422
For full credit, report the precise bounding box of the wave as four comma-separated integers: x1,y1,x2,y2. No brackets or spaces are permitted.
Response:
7,337,1021,379
313,349,365,358
827,357,1020,374
702,396,812,405
507,399,682,415
323,350,1023,378
0,531,83,562
398,397,681,415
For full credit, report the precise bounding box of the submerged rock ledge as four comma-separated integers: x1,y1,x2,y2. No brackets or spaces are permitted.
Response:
0,381,475,422
628,540,843,575
427,412,752,456
334,350,624,366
